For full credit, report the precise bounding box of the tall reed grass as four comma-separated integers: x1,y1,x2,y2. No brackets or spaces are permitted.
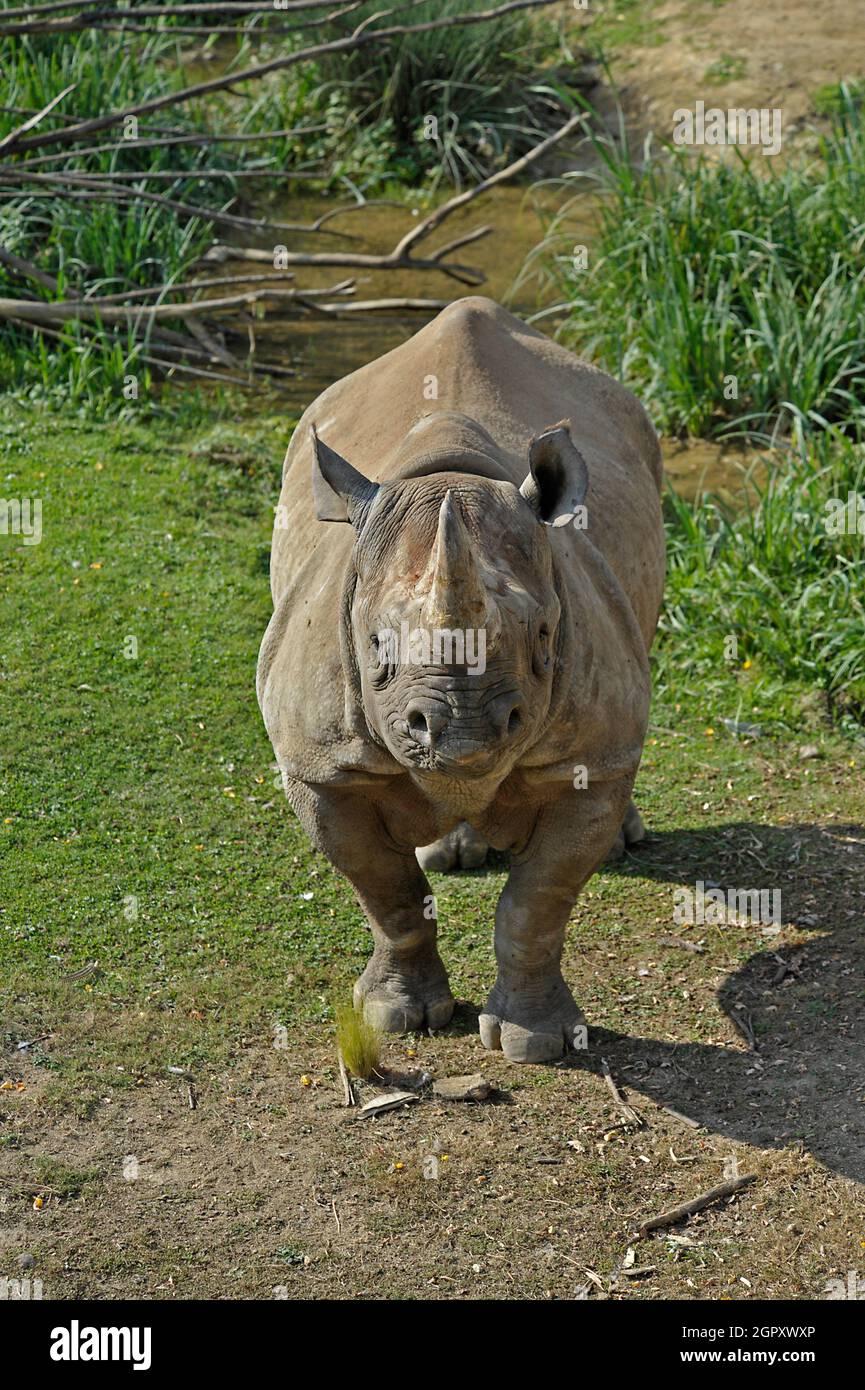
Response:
551,88,865,440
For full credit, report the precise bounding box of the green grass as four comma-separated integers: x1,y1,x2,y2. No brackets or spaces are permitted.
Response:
703,52,747,85
0,4,579,409
550,88,865,440
1,400,861,1067
813,78,865,117
310,0,577,189
654,428,865,736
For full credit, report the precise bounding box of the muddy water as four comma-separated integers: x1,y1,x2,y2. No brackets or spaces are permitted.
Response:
219,185,763,499
240,184,584,414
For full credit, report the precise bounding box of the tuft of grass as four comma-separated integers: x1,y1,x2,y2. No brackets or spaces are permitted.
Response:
813,78,865,117
703,52,747,85
334,998,381,1080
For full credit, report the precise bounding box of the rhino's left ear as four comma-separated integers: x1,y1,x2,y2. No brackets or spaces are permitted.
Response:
311,426,379,527
520,421,589,525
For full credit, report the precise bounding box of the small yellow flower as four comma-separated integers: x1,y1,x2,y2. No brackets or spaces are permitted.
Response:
394,1161,404,1171
300,1074,312,1087
704,727,714,737
33,1196,44,1211
742,659,752,670
89,562,102,570
194,844,204,851
3,817,12,824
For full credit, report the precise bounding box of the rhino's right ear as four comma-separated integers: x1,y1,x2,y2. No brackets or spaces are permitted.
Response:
311,427,379,527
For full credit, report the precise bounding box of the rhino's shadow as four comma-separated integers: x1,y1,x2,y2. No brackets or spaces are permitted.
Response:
470,820,865,1184
595,820,865,1182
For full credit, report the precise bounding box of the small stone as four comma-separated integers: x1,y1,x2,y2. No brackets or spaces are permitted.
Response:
18,1252,35,1271
799,744,820,760
432,1073,491,1102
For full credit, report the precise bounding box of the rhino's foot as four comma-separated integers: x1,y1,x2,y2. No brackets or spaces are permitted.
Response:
354,947,454,1033
604,800,647,863
479,974,586,1064
416,822,488,873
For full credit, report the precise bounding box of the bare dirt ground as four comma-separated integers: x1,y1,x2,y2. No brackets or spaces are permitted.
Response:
4,743,864,1301
607,0,865,144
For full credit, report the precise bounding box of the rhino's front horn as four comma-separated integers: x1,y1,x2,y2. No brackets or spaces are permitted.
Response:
422,490,489,630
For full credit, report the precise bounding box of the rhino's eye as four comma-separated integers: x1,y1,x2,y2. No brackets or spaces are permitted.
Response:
533,623,551,676
368,632,394,687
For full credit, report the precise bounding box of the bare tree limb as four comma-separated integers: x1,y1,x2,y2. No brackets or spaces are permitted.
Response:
0,83,77,154
7,1,565,153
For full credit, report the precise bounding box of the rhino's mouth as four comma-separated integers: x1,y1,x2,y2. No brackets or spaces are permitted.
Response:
399,733,505,780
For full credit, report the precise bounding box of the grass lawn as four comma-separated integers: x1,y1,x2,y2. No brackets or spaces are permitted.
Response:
1,402,864,1300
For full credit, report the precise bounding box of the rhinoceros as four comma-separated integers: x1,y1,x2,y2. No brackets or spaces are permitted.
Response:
257,296,665,1062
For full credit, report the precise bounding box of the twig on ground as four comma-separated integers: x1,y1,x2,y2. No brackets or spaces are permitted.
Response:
636,1173,757,1238
600,1057,645,1128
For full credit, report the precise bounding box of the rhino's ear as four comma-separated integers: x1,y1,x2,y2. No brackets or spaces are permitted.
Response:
311,427,379,526
520,421,589,525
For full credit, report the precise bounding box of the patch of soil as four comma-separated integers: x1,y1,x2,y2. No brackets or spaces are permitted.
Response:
611,0,865,144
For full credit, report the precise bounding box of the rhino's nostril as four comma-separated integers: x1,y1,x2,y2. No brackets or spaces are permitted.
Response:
507,706,523,735
406,704,448,748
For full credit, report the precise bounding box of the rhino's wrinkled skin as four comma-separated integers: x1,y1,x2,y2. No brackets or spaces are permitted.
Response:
257,297,665,1062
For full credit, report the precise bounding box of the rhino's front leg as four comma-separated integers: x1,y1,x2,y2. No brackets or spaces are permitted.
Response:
287,782,454,1033
480,779,632,1063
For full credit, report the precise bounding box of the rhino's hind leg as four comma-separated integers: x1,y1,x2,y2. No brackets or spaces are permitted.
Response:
416,822,489,873
604,799,647,863
287,782,454,1034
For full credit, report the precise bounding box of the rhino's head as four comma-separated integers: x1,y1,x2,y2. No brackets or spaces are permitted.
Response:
311,422,588,781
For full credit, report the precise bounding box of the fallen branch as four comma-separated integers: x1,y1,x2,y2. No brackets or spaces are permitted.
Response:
0,283,355,324
20,127,331,166
337,1049,355,1107
0,83,77,154
0,169,354,238
637,1173,757,1238
8,0,566,154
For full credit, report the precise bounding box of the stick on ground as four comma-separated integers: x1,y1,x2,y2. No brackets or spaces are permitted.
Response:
637,1173,757,1238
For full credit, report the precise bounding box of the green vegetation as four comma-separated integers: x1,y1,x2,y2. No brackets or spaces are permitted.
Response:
656,429,865,736
311,0,575,188
0,4,577,407
703,52,747,85
813,78,865,117
334,999,382,1079
544,92,865,733
553,89,865,440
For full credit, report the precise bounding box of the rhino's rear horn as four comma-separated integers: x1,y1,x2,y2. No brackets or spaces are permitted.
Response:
520,420,589,524
311,426,379,527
